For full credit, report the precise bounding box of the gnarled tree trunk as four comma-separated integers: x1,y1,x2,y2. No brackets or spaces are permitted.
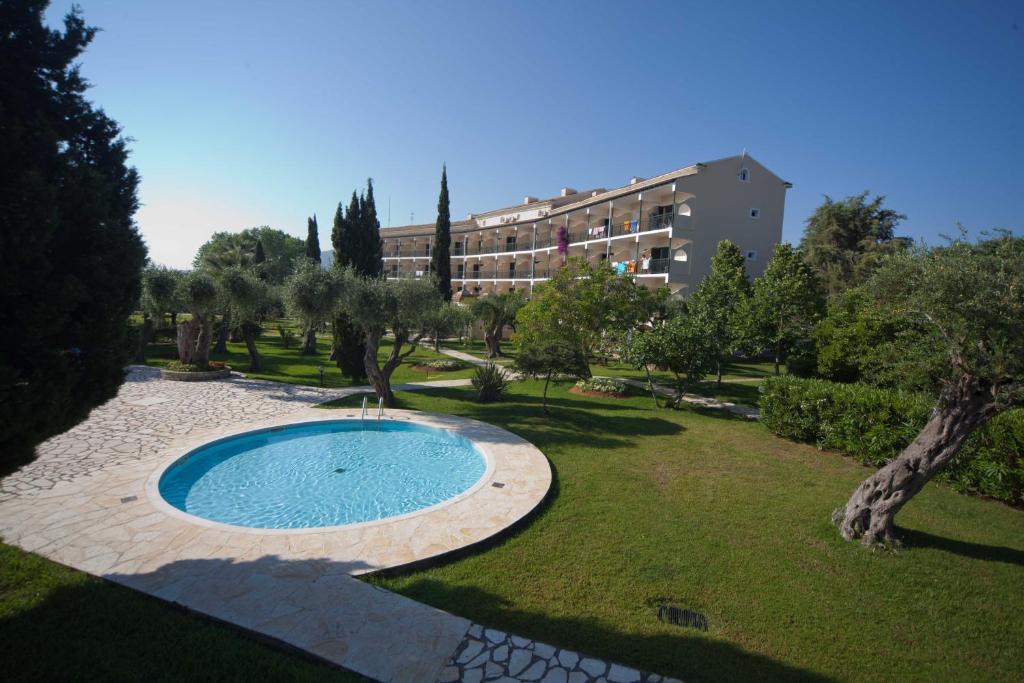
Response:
301,326,317,355
176,318,199,364
363,329,396,406
213,316,229,354
176,315,213,368
834,376,997,545
363,328,423,408
484,323,502,358
241,323,261,372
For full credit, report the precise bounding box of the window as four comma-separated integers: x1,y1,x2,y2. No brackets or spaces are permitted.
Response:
456,264,465,278
746,250,757,261
508,262,516,277
739,167,750,182
505,235,517,251
472,263,481,275
749,208,760,219
424,243,432,257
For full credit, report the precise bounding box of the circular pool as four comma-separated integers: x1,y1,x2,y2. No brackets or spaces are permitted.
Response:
158,420,487,529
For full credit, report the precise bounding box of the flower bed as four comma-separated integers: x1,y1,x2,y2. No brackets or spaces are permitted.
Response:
570,376,628,398
160,361,232,382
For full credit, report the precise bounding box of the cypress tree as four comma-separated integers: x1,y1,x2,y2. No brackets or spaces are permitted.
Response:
430,165,452,300
330,201,349,267
254,238,266,264
305,214,321,263
360,179,383,277
330,194,367,381
1,4,147,471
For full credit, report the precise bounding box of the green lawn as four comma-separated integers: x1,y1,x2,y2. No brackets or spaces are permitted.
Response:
143,321,476,388
0,543,365,682
324,380,1024,683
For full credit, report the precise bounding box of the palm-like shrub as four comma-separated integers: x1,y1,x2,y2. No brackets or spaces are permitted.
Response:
471,363,509,403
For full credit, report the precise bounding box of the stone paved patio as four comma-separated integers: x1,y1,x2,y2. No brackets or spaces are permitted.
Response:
0,367,683,682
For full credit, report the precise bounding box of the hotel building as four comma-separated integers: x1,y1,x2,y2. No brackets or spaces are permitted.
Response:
381,154,789,298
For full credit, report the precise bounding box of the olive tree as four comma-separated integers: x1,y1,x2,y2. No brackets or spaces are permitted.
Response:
220,267,269,371
423,302,472,353
174,272,219,368
284,260,339,355
338,270,441,406
470,292,524,358
834,234,1024,546
138,266,181,360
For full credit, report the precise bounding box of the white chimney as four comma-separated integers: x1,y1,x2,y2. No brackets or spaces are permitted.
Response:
630,176,645,185
523,196,538,204
560,187,577,197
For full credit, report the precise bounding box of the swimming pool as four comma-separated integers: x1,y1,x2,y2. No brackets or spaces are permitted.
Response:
158,420,487,529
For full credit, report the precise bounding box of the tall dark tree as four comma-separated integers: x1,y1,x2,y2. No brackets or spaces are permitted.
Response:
329,194,366,381
305,214,321,263
431,165,452,300
252,238,266,283
0,2,147,473
800,192,908,298
359,178,383,277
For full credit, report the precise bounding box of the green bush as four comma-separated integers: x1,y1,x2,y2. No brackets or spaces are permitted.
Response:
471,363,509,403
575,376,627,394
760,376,1023,505
424,359,463,371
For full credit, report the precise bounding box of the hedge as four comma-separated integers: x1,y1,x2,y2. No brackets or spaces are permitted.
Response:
759,376,1024,506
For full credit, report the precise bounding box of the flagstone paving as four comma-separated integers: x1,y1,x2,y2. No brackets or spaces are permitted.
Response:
0,366,682,682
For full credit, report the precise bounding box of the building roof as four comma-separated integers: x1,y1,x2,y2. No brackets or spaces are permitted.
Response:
380,154,782,239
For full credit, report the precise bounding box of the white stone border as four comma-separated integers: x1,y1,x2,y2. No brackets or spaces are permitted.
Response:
143,407,552,573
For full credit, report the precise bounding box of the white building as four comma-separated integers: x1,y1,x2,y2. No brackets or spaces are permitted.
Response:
382,154,789,297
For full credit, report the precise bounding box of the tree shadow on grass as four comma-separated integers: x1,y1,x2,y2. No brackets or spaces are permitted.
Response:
4,548,830,683
375,578,834,683
406,385,685,450
899,528,1024,567
0,553,372,682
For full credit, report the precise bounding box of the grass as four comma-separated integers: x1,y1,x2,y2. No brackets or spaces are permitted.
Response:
327,380,1024,683
143,320,475,388
0,543,365,682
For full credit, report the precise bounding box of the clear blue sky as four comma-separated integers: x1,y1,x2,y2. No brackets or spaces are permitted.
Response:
47,0,1022,268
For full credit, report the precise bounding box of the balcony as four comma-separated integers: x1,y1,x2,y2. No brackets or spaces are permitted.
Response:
382,247,432,259
646,257,670,274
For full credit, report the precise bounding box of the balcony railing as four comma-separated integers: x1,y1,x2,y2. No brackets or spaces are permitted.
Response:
382,247,432,258
646,257,670,274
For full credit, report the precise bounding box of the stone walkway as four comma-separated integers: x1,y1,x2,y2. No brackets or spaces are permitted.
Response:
620,378,760,419
0,367,685,682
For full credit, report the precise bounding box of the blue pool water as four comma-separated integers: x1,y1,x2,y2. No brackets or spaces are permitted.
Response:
159,420,486,529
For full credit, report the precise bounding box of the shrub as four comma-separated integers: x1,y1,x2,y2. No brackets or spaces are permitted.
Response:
165,361,204,372
424,359,463,371
471,363,509,403
277,324,296,348
760,376,1023,505
575,376,627,394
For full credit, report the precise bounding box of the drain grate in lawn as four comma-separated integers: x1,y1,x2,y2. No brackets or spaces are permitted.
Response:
657,604,708,631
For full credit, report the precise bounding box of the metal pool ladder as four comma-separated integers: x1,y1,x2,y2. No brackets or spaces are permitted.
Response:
376,396,384,429
360,395,368,428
